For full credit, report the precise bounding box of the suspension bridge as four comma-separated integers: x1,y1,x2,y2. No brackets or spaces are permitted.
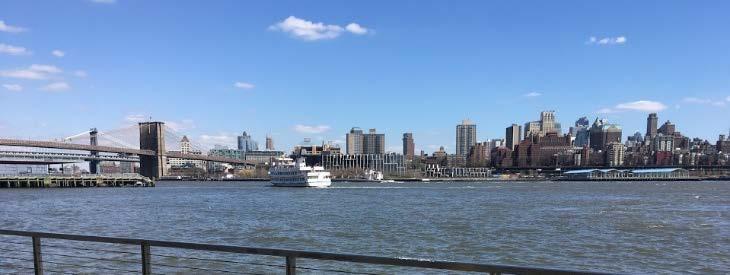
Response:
0,122,256,179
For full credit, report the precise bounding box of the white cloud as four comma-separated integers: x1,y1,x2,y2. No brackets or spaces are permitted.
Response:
41,82,71,92
74,70,88,77
234,82,255,89
597,100,667,114
345,23,369,35
2,84,22,91
0,44,30,56
52,50,65,57
615,100,667,112
596,108,616,114
726,96,730,102
0,20,26,33
1,64,63,80
29,64,62,74
523,92,541,97
90,0,116,3
124,114,147,123
683,97,726,107
166,119,196,131
0,69,46,80
269,16,371,41
587,36,627,46
293,124,331,134
199,133,237,148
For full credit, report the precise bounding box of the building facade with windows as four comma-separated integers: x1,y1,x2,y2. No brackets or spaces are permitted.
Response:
456,119,477,157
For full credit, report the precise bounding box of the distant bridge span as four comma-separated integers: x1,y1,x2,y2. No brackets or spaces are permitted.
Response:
0,150,139,164
0,139,255,165
0,139,156,156
1,122,258,180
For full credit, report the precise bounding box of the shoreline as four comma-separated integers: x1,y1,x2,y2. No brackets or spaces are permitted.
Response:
156,177,730,183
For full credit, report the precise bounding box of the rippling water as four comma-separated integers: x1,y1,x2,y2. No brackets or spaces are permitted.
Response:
1,181,729,274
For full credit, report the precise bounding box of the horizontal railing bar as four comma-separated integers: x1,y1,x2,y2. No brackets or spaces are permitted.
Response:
0,239,139,255
0,229,614,274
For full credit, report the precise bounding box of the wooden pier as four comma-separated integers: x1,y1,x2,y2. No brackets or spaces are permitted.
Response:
0,174,154,188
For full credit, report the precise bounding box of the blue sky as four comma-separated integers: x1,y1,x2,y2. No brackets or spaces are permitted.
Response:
1,0,729,153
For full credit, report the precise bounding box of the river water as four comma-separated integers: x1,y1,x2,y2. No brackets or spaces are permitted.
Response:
1,181,728,274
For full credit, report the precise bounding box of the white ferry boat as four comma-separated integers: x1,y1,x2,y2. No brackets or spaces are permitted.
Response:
269,158,331,187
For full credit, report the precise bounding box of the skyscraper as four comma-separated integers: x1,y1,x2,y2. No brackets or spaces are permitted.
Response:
524,121,540,138
524,111,561,138
347,127,384,155
646,113,658,139
237,131,258,152
658,120,676,136
540,111,556,134
363,129,385,154
265,135,274,150
505,124,521,150
571,117,590,147
456,119,477,156
589,118,622,151
402,133,414,160
346,127,364,155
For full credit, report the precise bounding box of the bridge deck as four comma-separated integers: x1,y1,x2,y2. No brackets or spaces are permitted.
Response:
0,139,256,166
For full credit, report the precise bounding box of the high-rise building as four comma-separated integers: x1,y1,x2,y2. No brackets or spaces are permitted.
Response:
524,121,541,138
363,129,385,155
653,134,674,152
402,133,414,160
717,133,730,153
524,111,561,138
168,135,204,168
626,131,644,148
589,118,623,151
653,134,674,166
347,127,385,155
265,135,274,150
456,119,477,157
658,120,676,136
571,117,590,147
237,131,258,152
606,142,625,167
180,135,191,154
505,124,521,150
646,113,658,139
346,127,364,155
540,111,556,134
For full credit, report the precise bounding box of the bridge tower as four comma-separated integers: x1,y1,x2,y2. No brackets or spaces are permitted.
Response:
138,122,167,180
89,128,100,174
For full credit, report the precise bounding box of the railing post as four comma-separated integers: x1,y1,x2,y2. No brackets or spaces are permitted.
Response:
286,255,296,275
141,242,151,275
32,236,43,275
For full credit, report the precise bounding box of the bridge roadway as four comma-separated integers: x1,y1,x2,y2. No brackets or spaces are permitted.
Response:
0,138,257,166
0,151,139,164
0,138,155,156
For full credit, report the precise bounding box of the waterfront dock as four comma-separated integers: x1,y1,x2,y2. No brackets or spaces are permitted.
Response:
0,174,154,188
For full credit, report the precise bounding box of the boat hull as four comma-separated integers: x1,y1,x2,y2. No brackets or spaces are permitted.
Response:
271,179,331,188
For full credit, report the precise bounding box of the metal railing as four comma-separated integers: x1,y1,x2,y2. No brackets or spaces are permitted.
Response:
0,229,611,275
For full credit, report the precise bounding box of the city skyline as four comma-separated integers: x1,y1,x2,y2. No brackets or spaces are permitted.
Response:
1,1,730,153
